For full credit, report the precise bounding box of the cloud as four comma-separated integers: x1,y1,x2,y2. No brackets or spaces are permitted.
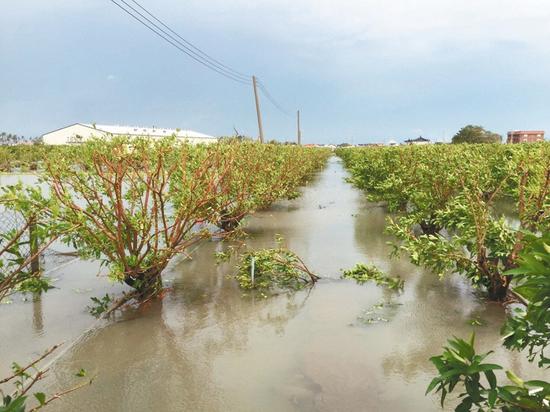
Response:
173,0,550,56
107,74,116,81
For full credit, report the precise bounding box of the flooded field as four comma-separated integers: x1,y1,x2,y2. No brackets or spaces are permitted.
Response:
1,158,543,411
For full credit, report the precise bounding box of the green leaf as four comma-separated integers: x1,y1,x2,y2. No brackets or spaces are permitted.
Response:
488,388,497,407
34,392,46,405
0,395,27,412
426,377,441,395
75,368,87,377
506,370,524,388
485,370,497,390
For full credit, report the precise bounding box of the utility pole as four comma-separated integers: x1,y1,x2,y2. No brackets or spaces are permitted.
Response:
297,110,302,145
252,76,264,143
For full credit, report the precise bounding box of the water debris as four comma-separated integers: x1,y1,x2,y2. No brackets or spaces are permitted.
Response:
468,317,485,327
87,294,113,317
72,288,93,294
341,263,404,290
354,301,403,326
231,244,319,293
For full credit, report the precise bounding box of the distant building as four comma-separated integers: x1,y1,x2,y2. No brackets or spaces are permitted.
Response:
357,143,384,147
387,139,398,146
42,123,217,145
507,130,545,144
404,136,431,145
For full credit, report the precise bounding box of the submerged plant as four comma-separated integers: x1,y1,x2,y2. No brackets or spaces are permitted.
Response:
45,137,237,303
355,300,402,326
0,345,92,411
232,246,319,293
338,143,550,302
0,184,66,302
87,294,113,318
428,233,550,411
341,263,404,290
39,137,329,312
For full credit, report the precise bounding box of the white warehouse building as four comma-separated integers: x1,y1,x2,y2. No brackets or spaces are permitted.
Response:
42,123,218,145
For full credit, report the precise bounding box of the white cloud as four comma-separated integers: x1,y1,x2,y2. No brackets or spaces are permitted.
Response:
175,0,550,56
11,0,550,63
107,74,116,81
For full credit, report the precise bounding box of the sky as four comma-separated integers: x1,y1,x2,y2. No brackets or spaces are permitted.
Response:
2,0,550,144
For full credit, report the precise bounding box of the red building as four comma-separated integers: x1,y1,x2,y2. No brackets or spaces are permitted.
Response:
507,130,545,144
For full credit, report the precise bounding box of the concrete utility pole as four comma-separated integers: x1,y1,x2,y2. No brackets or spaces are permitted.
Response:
252,76,264,143
297,110,302,145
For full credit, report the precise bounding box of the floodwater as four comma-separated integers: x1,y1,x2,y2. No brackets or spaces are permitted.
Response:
1,158,545,411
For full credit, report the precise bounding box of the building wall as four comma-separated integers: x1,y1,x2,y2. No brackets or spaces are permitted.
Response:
42,124,218,145
42,124,107,145
507,131,545,144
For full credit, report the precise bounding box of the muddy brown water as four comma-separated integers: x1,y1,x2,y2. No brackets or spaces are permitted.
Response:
0,159,545,411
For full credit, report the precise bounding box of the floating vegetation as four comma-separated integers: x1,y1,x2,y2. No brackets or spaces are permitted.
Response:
232,245,319,293
87,294,113,317
468,317,485,327
355,301,403,326
341,263,404,290
72,288,93,294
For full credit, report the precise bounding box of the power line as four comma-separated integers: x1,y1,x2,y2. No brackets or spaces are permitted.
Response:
128,0,252,81
109,0,299,136
257,80,292,117
111,0,250,84
109,0,251,85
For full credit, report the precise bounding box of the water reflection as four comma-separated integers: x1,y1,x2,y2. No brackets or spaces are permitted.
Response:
32,293,44,336
29,158,545,411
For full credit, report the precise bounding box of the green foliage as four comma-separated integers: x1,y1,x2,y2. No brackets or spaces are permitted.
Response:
39,137,329,305
87,294,113,317
452,125,502,144
341,263,404,290
429,234,550,411
209,141,330,231
0,183,64,301
340,144,550,409
75,369,87,378
337,143,550,301
0,138,328,312
1,345,91,411
0,144,69,172
427,334,550,411
469,318,485,327
502,232,550,368
232,244,319,293
41,137,229,298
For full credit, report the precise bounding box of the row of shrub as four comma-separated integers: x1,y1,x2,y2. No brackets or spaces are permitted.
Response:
1,138,330,303
337,143,550,410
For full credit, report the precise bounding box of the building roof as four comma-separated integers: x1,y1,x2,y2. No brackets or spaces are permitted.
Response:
82,124,215,139
42,123,215,139
507,130,545,135
404,136,430,143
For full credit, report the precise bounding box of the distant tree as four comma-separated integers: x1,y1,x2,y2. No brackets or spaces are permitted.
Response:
0,132,24,146
452,125,502,144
